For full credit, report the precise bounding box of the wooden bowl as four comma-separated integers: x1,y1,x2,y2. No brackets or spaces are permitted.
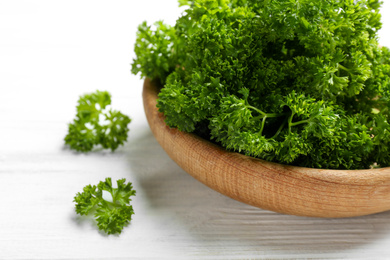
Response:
142,78,390,218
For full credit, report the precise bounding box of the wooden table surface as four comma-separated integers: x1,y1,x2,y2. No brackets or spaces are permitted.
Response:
1,1,390,259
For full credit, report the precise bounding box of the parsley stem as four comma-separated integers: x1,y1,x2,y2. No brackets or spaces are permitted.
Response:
266,112,286,118
290,119,310,127
338,64,350,73
288,113,295,134
272,118,287,139
247,105,286,118
247,105,267,116
259,115,267,135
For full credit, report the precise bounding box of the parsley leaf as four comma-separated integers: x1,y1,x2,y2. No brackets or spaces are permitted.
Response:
65,90,131,152
74,178,136,235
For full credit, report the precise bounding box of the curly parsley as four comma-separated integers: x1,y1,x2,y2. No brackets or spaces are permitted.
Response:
74,178,136,235
132,0,390,169
65,90,131,152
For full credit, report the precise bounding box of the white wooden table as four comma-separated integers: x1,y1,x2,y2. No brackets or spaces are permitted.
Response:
1,1,390,259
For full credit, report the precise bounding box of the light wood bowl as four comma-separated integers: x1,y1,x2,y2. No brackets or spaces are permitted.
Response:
143,78,390,218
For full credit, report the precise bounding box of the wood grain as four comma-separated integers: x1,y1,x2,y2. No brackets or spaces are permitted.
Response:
143,78,390,218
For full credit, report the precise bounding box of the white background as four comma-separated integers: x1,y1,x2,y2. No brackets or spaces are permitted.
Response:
1,1,390,259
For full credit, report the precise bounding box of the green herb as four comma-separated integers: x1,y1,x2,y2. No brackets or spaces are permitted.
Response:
132,0,390,169
74,178,136,235
65,90,131,152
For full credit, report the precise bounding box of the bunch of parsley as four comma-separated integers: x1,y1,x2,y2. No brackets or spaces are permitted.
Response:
132,0,390,170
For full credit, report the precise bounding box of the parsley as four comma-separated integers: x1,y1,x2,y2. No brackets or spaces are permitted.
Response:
132,0,390,169
65,90,131,152
74,178,136,235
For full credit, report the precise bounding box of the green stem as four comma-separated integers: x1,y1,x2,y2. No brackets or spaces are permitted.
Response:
338,64,350,73
246,102,289,136
247,105,286,118
288,113,295,134
272,118,287,139
290,119,311,127
259,116,267,135
247,105,267,116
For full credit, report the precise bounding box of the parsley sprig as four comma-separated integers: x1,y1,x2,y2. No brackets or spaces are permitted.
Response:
74,178,136,235
65,90,131,152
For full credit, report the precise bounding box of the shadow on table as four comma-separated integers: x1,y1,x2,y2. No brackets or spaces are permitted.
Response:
126,128,390,257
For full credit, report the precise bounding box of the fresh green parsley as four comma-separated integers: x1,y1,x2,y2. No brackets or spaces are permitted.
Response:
74,178,136,235
65,90,131,152
132,0,390,169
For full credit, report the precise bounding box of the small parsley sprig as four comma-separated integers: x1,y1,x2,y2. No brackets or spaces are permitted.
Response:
65,90,131,152
74,178,136,235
